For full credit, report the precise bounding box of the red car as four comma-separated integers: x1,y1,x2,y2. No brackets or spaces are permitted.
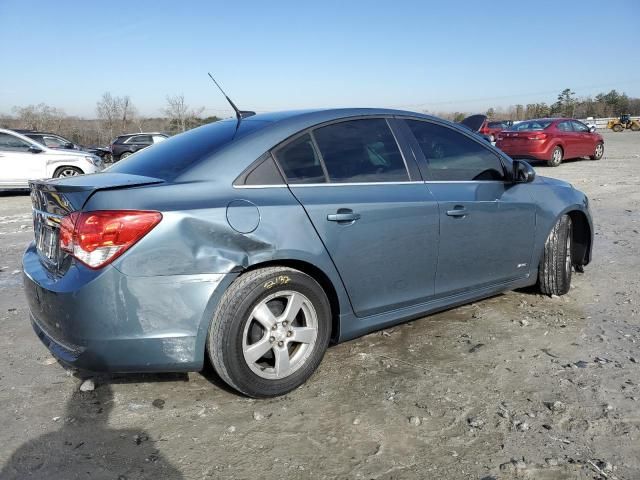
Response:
496,118,604,167
479,120,511,142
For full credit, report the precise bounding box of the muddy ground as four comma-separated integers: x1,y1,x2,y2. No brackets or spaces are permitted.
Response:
0,131,639,480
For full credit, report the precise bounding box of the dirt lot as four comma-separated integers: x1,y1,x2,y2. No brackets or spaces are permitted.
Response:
0,131,639,480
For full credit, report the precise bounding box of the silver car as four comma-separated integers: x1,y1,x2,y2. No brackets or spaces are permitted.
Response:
0,129,103,189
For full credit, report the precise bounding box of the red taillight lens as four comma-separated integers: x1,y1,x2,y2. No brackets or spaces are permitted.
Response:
527,133,548,141
59,210,162,269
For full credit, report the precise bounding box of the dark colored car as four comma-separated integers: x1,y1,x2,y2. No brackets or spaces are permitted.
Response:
110,133,168,161
479,120,512,142
496,118,604,167
16,130,111,159
23,108,593,397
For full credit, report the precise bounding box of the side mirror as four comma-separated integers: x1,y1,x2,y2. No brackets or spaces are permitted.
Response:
28,145,43,154
589,126,596,133
513,160,536,183
64,142,75,149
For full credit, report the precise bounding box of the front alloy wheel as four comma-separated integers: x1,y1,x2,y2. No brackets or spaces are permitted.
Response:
590,143,604,160
208,266,331,397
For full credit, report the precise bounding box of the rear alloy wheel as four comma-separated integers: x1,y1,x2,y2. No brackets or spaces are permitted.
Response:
538,215,573,296
54,166,82,178
612,124,623,132
119,152,132,160
208,266,331,397
590,142,604,160
548,146,563,167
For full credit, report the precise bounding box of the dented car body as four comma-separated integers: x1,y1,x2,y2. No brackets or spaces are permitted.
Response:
23,109,593,395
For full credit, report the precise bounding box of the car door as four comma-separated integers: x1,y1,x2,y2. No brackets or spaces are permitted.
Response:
556,120,577,158
403,119,536,296
570,120,595,156
272,117,439,317
0,132,45,186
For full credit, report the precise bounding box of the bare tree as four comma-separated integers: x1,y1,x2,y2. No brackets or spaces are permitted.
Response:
164,94,204,133
96,92,137,142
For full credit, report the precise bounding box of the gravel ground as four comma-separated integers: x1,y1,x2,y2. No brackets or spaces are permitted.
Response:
0,131,639,480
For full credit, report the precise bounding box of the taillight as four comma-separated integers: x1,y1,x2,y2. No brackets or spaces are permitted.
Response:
59,210,162,269
527,133,548,141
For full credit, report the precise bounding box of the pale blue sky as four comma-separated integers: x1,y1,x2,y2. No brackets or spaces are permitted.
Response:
1,0,639,118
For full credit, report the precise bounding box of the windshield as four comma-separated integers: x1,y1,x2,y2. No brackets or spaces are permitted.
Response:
107,119,268,180
512,120,553,131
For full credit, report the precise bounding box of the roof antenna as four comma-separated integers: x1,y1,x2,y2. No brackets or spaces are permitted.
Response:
207,73,255,124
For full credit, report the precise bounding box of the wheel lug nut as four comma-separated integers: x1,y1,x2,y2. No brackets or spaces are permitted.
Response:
278,341,284,347
271,324,277,330
269,336,275,343
286,331,292,337
282,321,288,327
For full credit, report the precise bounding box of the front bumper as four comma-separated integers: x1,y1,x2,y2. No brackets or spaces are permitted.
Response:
23,242,226,373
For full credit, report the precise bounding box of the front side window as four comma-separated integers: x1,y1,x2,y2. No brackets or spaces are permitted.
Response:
312,119,408,183
125,135,152,144
406,120,505,181
0,133,31,152
274,133,326,184
571,121,589,133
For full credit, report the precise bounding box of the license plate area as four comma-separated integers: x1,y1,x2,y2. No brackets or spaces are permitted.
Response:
34,209,62,265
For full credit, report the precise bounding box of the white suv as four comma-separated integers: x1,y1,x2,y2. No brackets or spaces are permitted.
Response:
0,129,103,190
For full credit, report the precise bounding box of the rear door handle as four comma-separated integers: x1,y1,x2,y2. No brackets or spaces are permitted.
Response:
446,206,468,217
327,210,361,223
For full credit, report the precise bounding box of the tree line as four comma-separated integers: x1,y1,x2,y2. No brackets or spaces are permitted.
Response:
0,93,219,147
2,87,639,146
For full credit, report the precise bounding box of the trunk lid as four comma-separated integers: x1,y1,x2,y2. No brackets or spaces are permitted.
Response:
29,172,163,268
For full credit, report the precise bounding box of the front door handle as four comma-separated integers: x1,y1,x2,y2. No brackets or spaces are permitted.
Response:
446,206,468,217
327,209,361,223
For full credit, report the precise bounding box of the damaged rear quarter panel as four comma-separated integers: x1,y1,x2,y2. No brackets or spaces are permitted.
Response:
84,179,352,310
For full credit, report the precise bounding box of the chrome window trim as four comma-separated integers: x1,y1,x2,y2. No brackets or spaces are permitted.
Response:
233,184,287,189
233,180,509,189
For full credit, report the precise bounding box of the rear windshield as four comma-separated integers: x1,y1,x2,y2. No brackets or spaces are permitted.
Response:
512,120,553,131
107,119,267,180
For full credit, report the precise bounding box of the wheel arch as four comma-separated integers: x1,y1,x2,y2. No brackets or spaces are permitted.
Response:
566,209,592,266
242,259,342,343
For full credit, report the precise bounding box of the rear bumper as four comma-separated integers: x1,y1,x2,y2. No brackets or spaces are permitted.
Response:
497,142,553,161
23,242,227,373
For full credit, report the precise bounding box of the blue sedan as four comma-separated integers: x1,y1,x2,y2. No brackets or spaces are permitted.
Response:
23,108,592,397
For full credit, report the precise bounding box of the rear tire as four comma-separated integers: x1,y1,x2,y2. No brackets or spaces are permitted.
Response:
538,215,573,296
590,142,604,160
119,152,132,161
631,123,640,132
547,146,563,167
612,124,623,132
208,266,331,398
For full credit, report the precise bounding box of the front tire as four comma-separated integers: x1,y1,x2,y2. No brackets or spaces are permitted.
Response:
538,215,573,296
54,166,82,178
612,124,623,132
590,142,604,160
208,266,331,397
547,146,563,167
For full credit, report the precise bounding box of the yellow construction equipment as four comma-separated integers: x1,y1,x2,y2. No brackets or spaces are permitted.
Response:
607,114,640,132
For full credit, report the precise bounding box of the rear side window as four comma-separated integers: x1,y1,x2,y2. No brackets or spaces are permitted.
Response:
557,121,572,132
313,119,408,183
0,132,31,151
406,120,505,181
274,133,326,184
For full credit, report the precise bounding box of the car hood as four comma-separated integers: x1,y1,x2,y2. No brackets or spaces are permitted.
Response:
538,176,573,189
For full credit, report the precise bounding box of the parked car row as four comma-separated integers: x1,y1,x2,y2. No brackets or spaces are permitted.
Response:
0,128,103,189
13,129,111,160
